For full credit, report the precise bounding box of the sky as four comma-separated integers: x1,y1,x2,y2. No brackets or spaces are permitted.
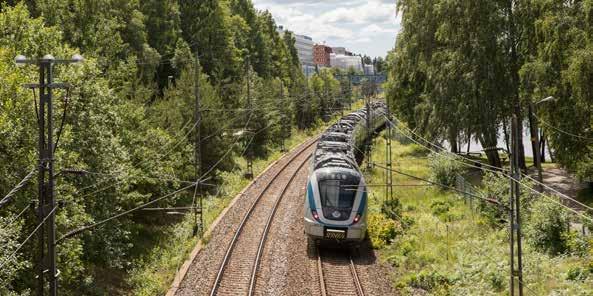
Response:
251,0,401,58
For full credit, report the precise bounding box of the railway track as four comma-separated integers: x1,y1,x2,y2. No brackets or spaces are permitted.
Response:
317,247,365,296
209,138,317,296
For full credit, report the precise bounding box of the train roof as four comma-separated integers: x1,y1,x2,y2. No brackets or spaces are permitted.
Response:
313,101,388,171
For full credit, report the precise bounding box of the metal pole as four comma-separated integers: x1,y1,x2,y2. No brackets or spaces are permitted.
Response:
509,118,516,296
46,61,58,296
386,100,393,201
280,80,287,152
37,61,46,296
245,59,253,179
366,98,372,169
510,115,524,296
194,51,202,236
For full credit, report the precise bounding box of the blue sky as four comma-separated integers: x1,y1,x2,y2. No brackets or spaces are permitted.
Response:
251,0,401,58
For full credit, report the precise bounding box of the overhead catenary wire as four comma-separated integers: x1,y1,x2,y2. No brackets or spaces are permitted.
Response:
535,115,593,141
387,115,593,222
0,205,58,271
372,163,503,207
56,111,263,244
56,182,199,243
0,168,37,209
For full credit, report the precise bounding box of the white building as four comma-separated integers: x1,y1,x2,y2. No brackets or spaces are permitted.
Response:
330,54,363,72
364,64,375,75
294,34,314,66
332,47,346,55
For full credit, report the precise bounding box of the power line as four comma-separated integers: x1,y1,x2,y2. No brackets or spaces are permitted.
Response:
56,182,198,243
536,115,593,141
372,163,503,207
387,115,593,222
0,205,57,271
0,168,37,209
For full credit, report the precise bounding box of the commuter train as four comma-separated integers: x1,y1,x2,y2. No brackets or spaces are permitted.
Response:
304,102,387,245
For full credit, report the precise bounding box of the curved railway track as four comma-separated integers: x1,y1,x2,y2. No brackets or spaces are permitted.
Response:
209,138,317,296
317,247,365,296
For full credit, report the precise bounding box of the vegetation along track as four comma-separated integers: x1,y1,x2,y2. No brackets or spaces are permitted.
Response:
209,137,317,296
317,247,365,296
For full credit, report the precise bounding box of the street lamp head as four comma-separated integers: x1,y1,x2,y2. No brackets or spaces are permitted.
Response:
42,54,55,61
71,54,84,63
536,96,556,105
15,55,27,66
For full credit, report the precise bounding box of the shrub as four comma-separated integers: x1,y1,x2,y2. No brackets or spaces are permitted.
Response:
428,152,464,187
381,197,402,220
525,198,571,255
367,212,400,249
566,266,588,281
407,270,451,291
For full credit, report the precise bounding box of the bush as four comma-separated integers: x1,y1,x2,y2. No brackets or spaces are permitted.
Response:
525,198,571,255
381,197,402,220
367,212,400,249
406,270,451,291
566,266,588,281
428,152,464,187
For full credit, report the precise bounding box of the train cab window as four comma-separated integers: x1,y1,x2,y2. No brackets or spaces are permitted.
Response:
318,180,356,208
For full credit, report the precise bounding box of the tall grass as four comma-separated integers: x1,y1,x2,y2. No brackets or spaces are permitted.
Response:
364,131,593,295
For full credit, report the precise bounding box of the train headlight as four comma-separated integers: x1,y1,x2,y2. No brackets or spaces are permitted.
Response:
312,210,320,221
353,213,362,224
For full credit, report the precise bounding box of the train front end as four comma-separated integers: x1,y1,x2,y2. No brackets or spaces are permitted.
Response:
304,167,367,244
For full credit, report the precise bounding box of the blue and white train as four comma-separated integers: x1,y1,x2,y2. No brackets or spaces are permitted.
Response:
304,102,387,245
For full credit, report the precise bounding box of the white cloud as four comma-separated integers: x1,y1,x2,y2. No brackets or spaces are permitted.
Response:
252,0,400,57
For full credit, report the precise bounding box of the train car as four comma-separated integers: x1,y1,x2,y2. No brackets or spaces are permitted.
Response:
304,102,387,245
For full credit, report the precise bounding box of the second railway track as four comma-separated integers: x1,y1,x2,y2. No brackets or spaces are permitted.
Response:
209,137,317,296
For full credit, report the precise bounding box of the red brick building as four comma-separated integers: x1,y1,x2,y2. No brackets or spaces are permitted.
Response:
313,44,332,67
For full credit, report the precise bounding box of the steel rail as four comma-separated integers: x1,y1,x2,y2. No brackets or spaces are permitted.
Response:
209,137,317,296
317,247,365,296
247,148,311,295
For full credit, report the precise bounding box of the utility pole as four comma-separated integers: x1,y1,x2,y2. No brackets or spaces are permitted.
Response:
509,115,524,296
365,97,372,170
348,74,352,110
385,99,393,202
280,80,287,152
193,51,203,236
16,53,83,296
245,58,253,179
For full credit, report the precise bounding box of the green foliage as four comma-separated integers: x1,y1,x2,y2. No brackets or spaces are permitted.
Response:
367,212,400,249
427,152,464,187
525,198,571,255
405,270,451,292
0,1,341,294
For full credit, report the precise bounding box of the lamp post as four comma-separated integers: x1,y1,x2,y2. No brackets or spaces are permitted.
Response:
16,53,83,296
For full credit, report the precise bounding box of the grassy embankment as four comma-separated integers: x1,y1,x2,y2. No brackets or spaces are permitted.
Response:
364,132,593,295
127,100,365,295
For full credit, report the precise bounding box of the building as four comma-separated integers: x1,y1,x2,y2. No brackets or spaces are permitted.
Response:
330,54,363,72
331,47,346,55
364,64,375,75
313,44,332,67
294,34,314,66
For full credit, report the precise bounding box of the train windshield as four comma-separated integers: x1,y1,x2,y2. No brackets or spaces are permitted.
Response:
318,179,357,208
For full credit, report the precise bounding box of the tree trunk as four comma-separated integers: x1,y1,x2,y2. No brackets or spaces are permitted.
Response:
528,103,538,167
503,119,511,154
449,128,458,153
467,133,471,154
540,130,546,163
507,0,527,170
480,132,502,168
